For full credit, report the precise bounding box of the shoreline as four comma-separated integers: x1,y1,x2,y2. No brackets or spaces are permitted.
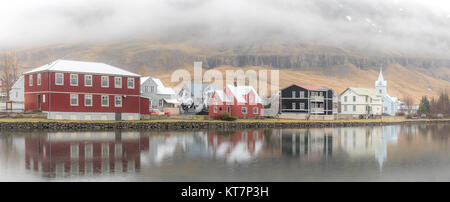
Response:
0,118,449,131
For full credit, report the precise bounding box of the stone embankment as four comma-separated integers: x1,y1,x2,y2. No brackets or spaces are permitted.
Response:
0,119,449,131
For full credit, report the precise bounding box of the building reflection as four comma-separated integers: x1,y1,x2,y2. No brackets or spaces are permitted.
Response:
279,126,400,169
280,128,338,160
25,131,149,178
206,130,264,163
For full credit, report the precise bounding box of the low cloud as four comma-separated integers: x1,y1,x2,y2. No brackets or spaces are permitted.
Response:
1,0,450,57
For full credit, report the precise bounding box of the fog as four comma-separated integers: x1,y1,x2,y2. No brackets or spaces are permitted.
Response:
1,0,450,57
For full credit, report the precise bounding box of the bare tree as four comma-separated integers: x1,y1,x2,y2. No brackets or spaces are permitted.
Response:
403,95,414,114
1,52,20,101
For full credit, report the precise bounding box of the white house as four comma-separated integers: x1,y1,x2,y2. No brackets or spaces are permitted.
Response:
9,75,24,102
140,77,178,112
375,68,401,116
340,88,382,116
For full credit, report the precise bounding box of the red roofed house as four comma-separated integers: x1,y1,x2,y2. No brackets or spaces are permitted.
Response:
208,84,263,118
24,60,151,120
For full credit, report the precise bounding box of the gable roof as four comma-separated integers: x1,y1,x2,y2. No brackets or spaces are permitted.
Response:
24,60,140,77
141,76,175,95
283,84,330,91
226,84,263,104
182,83,219,98
342,88,381,98
11,76,24,89
213,90,231,102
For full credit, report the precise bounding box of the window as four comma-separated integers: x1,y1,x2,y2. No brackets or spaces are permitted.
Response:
101,76,109,87
115,144,122,158
151,86,155,93
353,96,356,102
29,75,33,86
43,95,45,103
344,96,347,102
115,96,122,107
101,95,109,107
300,103,305,110
300,91,304,98
102,144,109,158
366,96,368,103
70,144,79,159
70,74,78,86
115,77,122,88
85,75,92,86
55,73,63,85
344,105,347,111
159,99,163,107
292,103,296,109
253,107,259,114
227,106,231,113
85,94,92,106
127,78,135,89
353,105,356,111
37,73,41,85
70,94,78,106
144,86,149,93
292,91,296,98
242,107,247,114
214,106,217,113
85,144,93,159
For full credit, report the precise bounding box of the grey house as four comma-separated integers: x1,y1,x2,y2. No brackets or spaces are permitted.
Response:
140,77,178,111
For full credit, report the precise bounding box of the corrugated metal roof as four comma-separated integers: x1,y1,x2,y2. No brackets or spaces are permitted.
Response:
24,60,140,77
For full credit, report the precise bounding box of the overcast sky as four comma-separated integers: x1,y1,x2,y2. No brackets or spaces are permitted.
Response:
1,0,450,56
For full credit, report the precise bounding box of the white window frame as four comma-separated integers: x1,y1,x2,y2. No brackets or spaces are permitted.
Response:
37,73,41,85
127,77,135,89
292,103,296,109
55,73,64,85
84,75,92,87
300,103,305,110
292,91,296,98
242,107,247,114
70,94,79,106
115,96,122,107
70,144,79,159
115,77,122,88
70,74,78,86
29,75,33,86
85,94,93,107
253,107,259,115
300,91,304,98
101,76,109,87
101,95,109,107
85,144,93,159
43,94,46,103
214,106,217,113
353,105,356,111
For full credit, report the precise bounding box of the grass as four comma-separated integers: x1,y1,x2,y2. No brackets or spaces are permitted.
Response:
0,116,448,124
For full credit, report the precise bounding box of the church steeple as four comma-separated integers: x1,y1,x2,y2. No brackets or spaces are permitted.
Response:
375,67,387,95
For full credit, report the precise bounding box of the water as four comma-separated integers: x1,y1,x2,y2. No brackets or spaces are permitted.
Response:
1,123,450,181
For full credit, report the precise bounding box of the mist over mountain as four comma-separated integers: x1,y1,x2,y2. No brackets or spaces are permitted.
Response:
2,0,450,102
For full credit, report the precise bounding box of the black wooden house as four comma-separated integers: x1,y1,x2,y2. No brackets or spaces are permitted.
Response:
280,84,334,115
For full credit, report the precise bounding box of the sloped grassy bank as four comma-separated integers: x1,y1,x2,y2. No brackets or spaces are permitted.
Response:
0,118,449,131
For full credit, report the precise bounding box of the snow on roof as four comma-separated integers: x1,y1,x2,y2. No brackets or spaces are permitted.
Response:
226,84,263,104
183,83,219,98
24,60,140,77
140,77,150,85
213,90,231,102
158,86,175,95
163,98,179,104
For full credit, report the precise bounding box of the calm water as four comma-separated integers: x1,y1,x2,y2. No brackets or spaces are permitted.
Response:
1,124,450,182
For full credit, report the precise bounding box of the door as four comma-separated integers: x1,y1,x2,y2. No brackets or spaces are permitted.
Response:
115,112,122,121
37,94,41,111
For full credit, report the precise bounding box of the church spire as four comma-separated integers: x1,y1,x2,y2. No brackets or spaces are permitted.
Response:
377,67,385,82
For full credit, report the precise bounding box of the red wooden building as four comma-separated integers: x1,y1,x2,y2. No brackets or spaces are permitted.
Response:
208,84,263,118
24,60,151,120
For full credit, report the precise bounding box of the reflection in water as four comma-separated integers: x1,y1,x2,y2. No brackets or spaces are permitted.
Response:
1,124,450,181
25,131,149,178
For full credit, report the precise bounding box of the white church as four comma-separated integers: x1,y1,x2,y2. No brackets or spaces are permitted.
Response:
375,68,401,116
